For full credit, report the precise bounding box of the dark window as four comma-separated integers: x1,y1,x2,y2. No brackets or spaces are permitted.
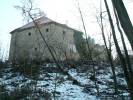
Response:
63,31,66,35
35,48,37,51
63,31,66,39
28,32,31,36
46,28,49,32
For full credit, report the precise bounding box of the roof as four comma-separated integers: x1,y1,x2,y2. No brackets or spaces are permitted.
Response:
20,16,53,29
10,16,81,34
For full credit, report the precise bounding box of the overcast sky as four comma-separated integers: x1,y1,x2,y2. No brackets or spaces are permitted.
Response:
0,0,133,59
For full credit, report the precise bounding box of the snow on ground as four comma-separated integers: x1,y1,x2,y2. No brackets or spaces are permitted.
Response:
0,64,130,100
56,81,97,100
68,69,89,85
0,66,98,100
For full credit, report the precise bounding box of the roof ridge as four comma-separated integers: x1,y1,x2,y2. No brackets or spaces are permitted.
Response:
19,16,53,29
10,16,82,34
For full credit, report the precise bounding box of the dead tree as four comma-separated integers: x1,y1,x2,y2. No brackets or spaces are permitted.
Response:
104,0,133,99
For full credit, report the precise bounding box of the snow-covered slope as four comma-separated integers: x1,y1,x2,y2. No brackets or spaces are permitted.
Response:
0,64,130,100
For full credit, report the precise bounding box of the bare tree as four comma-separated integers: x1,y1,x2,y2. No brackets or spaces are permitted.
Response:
113,6,133,78
96,0,118,94
104,0,133,99
15,0,83,90
111,0,133,50
76,0,100,96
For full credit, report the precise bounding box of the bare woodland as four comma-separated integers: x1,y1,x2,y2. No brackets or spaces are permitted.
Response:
0,0,133,99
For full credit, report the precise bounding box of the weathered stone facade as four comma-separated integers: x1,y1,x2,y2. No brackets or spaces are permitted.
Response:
9,17,80,63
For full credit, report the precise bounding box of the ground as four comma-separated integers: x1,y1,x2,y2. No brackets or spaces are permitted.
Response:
0,62,130,100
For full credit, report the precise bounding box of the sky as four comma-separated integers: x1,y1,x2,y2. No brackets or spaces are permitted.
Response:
0,0,133,60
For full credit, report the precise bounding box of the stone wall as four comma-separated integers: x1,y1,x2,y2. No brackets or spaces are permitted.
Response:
9,23,79,63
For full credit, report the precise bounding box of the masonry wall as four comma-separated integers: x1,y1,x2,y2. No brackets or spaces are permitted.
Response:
9,23,79,63
49,23,78,60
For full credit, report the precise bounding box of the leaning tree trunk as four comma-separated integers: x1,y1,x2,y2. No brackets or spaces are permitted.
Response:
28,12,83,86
99,11,118,94
113,7,133,78
104,0,133,99
111,0,133,50
76,0,100,96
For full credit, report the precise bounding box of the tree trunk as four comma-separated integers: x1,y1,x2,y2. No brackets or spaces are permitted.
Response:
104,0,133,99
113,7,133,78
76,0,100,96
99,11,118,94
111,0,133,50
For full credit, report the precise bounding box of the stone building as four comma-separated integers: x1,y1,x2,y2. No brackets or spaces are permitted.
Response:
9,16,82,63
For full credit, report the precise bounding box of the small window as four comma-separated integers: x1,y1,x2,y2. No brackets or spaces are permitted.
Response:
35,48,37,51
46,28,49,32
28,32,31,36
63,31,66,39
63,31,66,35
